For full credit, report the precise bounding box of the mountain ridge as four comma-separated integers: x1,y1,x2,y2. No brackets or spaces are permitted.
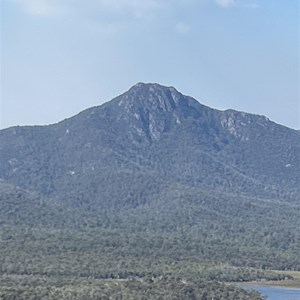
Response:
3,82,296,131
1,82,299,202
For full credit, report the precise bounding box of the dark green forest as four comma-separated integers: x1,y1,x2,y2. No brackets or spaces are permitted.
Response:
0,180,299,299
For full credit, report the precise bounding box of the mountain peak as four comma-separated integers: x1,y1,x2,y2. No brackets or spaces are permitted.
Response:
123,82,183,110
130,82,178,92
0,82,299,204
112,83,205,140
116,82,207,117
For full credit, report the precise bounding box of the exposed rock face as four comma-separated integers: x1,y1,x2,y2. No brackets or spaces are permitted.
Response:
113,82,206,141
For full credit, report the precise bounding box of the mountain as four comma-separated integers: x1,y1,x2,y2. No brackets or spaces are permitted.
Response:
0,83,299,207
0,83,299,299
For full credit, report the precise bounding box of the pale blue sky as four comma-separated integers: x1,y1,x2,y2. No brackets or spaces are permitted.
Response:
1,0,299,129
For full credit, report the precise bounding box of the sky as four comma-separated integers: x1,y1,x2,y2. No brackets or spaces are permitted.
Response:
1,0,299,129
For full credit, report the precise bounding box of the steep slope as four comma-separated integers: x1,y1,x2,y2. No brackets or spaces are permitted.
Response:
0,83,299,207
0,180,84,228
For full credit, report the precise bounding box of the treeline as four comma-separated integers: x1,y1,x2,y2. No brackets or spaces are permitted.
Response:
0,227,295,282
0,275,264,300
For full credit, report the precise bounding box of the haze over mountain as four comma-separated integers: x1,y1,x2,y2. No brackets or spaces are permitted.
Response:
0,83,299,299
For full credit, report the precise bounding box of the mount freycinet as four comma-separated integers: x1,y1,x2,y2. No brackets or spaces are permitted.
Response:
0,83,299,298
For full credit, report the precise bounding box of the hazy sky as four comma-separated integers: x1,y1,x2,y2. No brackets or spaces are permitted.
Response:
1,0,299,129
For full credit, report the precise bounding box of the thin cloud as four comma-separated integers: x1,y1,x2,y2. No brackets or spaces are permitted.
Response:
98,0,161,16
175,22,190,34
13,0,63,16
242,3,259,9
12,0,256,19
215,0,236,8
12,0,163,18
11,0,259,22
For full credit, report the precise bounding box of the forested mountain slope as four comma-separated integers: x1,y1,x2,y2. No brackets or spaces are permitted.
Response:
0,83,299,299
1,83,299,206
